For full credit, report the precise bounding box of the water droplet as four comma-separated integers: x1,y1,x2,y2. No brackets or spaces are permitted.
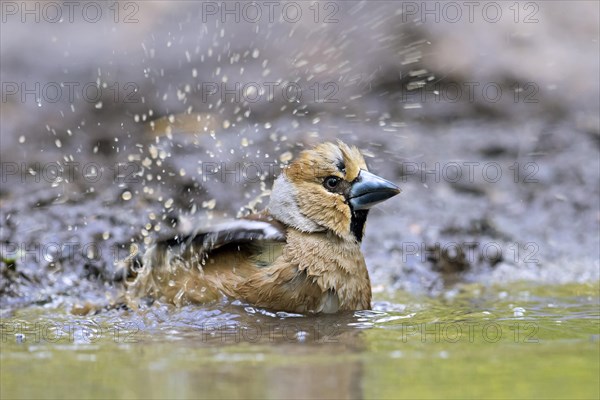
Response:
149,145,158,159
513,307,526,317
279,151,293,163
390,350,403,358
295,331,308,342
202,199,216,210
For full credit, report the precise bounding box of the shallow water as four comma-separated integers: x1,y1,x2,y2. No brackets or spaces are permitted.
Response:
2,282,598,399
1,2,599,398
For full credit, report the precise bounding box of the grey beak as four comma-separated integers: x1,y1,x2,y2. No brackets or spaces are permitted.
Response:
349,170,401,210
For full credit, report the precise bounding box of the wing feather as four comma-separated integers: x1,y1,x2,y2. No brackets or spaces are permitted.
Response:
124,214,288,305
159,218,287,256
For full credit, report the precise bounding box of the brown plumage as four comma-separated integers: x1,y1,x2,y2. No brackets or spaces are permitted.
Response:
126,141,400,313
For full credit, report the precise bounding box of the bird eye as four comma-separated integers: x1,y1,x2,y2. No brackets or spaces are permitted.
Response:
324,176,341,190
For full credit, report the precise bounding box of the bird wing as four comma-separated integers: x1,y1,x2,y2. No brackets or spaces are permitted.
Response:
156,215,286,255
124,214,288,305
135,213,287,277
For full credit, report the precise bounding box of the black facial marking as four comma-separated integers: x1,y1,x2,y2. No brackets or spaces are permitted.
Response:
323,176,351,195
323,162,368,240
350,209,369,242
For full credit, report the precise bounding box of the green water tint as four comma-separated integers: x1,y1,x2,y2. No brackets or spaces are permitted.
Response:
1,283,598,400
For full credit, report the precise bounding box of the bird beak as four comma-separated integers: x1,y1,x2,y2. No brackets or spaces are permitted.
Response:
349,170,401,210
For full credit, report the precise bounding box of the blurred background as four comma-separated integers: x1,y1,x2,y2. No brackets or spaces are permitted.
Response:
1,0,598,302
1,1,599,399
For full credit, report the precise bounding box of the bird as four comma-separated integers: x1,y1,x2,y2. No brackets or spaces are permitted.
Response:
125,140,400,313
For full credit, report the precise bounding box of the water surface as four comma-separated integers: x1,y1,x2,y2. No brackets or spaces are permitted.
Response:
2,283,598,399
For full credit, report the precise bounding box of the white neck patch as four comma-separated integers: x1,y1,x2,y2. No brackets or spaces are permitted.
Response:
267,175,325,233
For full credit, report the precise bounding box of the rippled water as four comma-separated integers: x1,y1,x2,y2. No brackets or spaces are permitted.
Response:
2,282,598,399
1,2,598,399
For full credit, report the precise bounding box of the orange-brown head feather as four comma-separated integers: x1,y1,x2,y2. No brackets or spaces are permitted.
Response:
268,141,369,241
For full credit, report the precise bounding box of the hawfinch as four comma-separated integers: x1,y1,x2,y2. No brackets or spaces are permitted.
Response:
127,141,400,313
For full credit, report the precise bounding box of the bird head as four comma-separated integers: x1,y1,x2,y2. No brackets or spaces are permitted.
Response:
268,141,400,241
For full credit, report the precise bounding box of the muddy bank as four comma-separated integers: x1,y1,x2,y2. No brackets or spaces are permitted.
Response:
1,1,598,310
